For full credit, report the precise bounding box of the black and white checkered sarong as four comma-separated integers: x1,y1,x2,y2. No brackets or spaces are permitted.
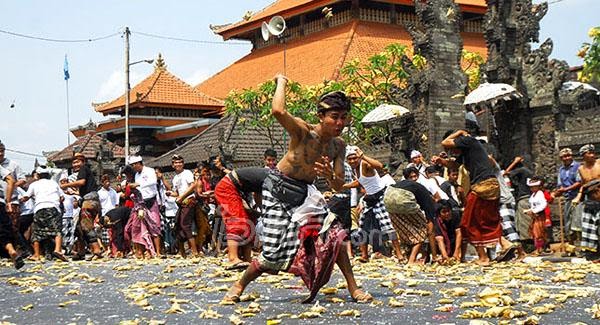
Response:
62,217,76,252
258,178,324,271
499,201,520,243
359,188,397,241
581,202,600,251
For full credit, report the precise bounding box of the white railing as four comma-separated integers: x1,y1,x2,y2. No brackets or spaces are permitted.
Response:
359,8,391,24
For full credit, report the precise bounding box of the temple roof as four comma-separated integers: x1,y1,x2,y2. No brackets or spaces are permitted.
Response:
95,54,223,115
149,113,287,168
214,0,486,40
47,133,125,163
197,20,485,99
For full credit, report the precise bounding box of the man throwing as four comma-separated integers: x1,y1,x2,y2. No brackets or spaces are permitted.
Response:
223,75,371,303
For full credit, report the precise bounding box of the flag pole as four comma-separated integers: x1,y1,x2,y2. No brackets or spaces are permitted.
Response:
66,78,70,146
64,54,71,146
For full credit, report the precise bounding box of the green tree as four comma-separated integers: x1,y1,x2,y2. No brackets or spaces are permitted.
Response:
462,49,484,91
579,26,600,85
224,43,482,145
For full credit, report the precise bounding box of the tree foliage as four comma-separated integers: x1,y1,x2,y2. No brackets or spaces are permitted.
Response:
224,43,484,146
462,49,484,91
579,26,600,85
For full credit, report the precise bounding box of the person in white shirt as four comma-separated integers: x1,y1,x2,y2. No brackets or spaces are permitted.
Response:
422,166,449,201
59,176,78,255
524,177,548,255
98,174,119,217
164,154,199,257
21,166,68,262
17,183,34,255
128,155,163,257
406,150,429,179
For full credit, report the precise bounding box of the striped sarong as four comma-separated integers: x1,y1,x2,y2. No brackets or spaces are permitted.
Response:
359,188,397,241
581,201,600,252
258,174,324,271
62,217,76,252
499,201,520,243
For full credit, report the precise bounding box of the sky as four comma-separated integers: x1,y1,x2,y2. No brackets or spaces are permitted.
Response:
0,0,598,171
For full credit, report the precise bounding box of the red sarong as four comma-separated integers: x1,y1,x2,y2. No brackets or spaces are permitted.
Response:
288,223,347,303
214,176,256,244
460,191,501,246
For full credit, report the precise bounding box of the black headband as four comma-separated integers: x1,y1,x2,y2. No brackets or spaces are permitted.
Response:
318,91,351,112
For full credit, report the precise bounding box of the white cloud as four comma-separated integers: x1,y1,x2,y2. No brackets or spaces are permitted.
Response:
94,70,145,102
184,69,211,86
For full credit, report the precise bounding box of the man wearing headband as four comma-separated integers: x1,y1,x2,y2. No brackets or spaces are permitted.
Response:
61,153,102,260
573,144,600,255
554,148,581,243
222,75,371,304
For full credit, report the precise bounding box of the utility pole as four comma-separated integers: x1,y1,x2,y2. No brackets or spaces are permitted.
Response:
124,26,130,162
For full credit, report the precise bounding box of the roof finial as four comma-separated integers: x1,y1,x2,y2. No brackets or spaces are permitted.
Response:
155,53,167,71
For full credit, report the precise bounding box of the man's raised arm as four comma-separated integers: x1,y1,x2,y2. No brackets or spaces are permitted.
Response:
272,75,305,138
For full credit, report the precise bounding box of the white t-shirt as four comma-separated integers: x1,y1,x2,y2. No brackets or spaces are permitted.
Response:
0,166,10,205
164,196,178,217
98,186,118,216
1,158,26,204
418,177,449,200
135,166,158,200
380,174,396,188
17,187,35,215
172,169,195,199
25,178,63,213
62,193,78,218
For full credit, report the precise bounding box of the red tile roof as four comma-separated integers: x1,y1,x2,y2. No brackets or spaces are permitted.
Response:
215,0,486,39
197,20,487,99
95,59,224,115
47,133,125,163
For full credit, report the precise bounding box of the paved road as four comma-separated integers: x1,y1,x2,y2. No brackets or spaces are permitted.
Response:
1,256,599,324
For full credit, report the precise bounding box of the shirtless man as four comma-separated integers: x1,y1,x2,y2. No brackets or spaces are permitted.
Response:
572,144,600,253
222,75,372,303
573,144,600,204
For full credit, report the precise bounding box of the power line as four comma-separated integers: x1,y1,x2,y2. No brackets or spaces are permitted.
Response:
5,148,45,158
0,28,120,43
132,30,249,45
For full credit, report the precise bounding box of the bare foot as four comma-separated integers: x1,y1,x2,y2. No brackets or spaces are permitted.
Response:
474,259,490,266
350,289,373,303
221,282,244,304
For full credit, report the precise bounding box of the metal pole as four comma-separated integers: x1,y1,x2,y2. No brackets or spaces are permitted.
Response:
65,78,70,146
124,27,130,162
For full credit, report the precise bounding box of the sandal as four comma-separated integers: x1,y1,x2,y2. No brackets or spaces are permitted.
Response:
356,256,369,264
52,251,69,262
351,290,373,303
225,261,250,271
12,254,25,270
86,253,103,261
495,246,516,262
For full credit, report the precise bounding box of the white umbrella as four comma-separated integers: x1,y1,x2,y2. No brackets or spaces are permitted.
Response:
361,104,410,127
561,81,600,94
463,82,522,106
